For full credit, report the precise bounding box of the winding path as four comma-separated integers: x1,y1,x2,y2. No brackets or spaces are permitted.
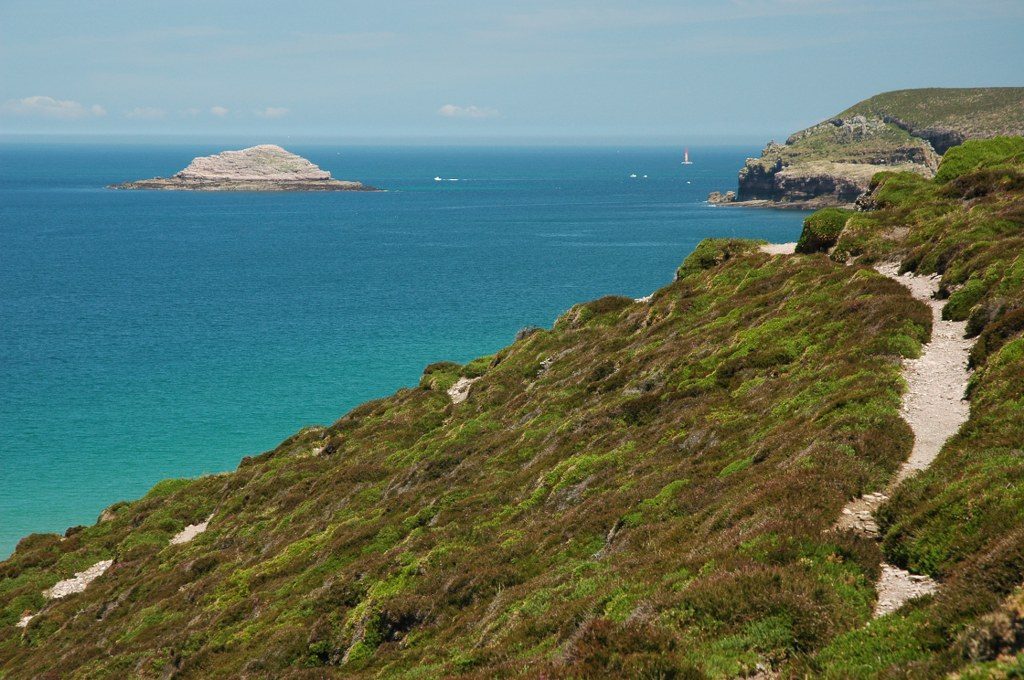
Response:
761,245,973,616
857,264,972,615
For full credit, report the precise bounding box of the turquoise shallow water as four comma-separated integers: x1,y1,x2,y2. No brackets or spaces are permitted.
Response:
0,144,807,557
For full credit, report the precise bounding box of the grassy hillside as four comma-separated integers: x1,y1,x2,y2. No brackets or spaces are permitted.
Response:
1,241,930,676
841,88,1024,146
794,136,1024,676
2,137,1023,678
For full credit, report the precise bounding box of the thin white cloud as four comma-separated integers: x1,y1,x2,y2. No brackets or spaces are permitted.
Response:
255,106,289,119
438,104,499,119
125,106,166,120
210,105,229,117
498,3,862,34
1,95,106,119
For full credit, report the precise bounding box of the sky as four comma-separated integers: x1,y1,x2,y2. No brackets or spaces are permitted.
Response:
1,0,1022,143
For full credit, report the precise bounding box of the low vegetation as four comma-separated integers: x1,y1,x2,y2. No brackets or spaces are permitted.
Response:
840,88,1024,151
2,232,931,676
795,208,853,254
798,136,1024,676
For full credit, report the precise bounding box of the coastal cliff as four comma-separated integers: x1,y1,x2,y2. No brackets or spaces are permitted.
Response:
712,87,1024,208
111,145,375,192
3,137,1024,677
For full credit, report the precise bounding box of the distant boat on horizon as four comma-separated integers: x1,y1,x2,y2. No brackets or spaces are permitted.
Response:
682,148,694,165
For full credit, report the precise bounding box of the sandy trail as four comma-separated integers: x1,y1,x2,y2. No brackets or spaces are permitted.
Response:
42,559,113,600
759,242,798,255
170,516,212,545
876,264,973,483
838,263,971,616
759,243,972,616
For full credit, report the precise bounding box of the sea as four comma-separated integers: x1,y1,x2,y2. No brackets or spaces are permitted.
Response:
0,143,808,557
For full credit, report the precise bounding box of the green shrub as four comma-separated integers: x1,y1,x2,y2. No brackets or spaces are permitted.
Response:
796,208,853,254
943,276,987,320
676,238,762,278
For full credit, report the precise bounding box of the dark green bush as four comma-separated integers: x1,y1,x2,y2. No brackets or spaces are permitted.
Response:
969,307,1024,367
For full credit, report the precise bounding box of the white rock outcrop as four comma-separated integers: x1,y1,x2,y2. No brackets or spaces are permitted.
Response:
43,559,113,600
112,145,374,191
170,516,212,545
175,145,332,181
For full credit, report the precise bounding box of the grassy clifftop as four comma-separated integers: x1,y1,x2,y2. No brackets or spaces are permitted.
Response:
841,88,1024,149
730,87,1024,208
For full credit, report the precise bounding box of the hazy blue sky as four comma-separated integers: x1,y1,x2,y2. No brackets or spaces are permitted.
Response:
2,0,1022,142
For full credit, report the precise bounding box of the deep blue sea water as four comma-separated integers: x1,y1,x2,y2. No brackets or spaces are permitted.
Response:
0,143,807,557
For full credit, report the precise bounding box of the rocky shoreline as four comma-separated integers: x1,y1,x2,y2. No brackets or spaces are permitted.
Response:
110,144,377,192
707,192,852,211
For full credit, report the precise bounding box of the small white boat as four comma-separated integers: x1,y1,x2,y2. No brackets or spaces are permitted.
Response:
681,148,694,165
630,173,638,178
434,176,442,181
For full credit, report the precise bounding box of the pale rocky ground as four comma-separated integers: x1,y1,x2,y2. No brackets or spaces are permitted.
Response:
853,264,970,615
176,145,331,181
42,559,113,600
759,242,798,255
776,160,933,186
447,376,480,404
169,516,213,546
761,245,972,617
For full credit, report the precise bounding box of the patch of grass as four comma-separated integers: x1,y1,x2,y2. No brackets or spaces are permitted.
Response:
935,136,1024,183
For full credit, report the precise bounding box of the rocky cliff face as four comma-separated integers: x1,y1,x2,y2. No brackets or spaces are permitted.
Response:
721,88,1024,208
111,145,375,191
732,116,939,207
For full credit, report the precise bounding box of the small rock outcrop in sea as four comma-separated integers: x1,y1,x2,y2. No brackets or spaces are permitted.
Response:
707,190,736,204
110,145,376,191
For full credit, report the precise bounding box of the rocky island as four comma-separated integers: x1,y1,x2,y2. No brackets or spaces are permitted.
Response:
110,144,376,192
710,87,1024,208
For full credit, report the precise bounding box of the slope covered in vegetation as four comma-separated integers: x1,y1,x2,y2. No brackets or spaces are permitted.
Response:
2,137,1023,678
1,238,931,676
796,136,1024,676
841,88,1024,153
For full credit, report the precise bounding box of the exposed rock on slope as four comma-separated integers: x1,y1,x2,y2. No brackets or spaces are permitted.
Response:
111,144,376,191
714,88,1024,208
